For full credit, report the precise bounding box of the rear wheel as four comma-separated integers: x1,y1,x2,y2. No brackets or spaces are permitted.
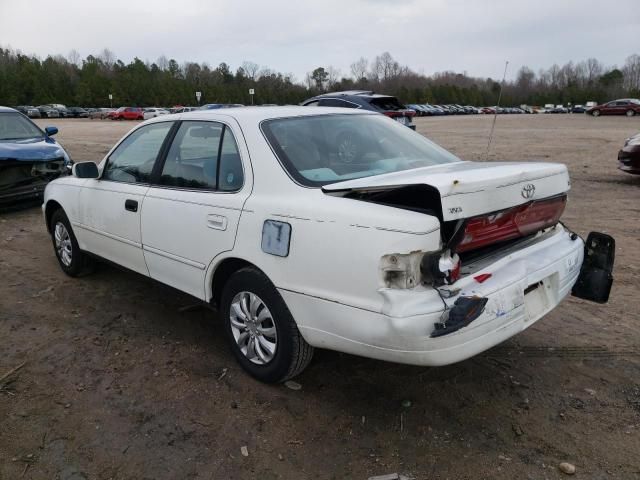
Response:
50,209,94,277
220,267,313,383
592,110,601,117
626,110,635,117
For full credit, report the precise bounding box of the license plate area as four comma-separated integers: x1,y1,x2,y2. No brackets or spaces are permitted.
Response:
524,281,550,322
395,116,409,125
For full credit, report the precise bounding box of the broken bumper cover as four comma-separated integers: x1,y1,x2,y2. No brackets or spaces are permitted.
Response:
0,159,66,206
282,226,584,366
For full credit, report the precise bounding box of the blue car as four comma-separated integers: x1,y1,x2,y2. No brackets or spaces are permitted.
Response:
0,106,71,207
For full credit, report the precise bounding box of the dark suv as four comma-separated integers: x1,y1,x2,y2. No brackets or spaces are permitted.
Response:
302,91,416,130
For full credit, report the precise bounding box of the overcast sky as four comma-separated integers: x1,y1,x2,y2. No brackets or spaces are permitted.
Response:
1,0,638,81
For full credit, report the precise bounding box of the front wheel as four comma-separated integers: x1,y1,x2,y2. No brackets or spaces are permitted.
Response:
220,267,313,383
592,110,601,117
626,110,635,117
50,209,93,277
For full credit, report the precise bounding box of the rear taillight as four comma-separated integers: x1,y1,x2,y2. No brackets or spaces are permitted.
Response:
383,110,416,118
455,195,566,253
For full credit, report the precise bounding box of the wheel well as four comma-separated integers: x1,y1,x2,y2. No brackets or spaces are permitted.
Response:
44,200,63,233
210,258,256,307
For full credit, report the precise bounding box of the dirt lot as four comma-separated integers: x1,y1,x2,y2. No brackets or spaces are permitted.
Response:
1,114,639,479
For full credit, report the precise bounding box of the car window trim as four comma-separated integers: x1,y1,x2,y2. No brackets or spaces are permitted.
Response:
149,119,245,194
100,120,176,186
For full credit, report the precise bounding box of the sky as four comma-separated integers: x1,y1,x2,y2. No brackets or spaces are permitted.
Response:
1,0,638,82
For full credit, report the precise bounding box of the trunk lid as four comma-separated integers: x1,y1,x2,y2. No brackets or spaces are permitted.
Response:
322,161,570,221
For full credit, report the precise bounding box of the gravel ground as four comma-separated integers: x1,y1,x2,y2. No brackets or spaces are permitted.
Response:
1,114,639,479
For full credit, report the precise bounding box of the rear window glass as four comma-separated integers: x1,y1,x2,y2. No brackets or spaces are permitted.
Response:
369,97,405,111
261,114,459,187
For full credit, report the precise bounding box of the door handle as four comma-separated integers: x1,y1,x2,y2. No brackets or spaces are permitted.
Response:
125,199,138,212
207,214,228,231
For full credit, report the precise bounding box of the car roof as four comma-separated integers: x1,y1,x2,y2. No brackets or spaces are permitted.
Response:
147,106,377,125
0,106,18,113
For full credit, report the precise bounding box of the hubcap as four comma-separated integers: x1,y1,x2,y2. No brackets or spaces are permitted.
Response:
230,291,277,365
54,222,73,267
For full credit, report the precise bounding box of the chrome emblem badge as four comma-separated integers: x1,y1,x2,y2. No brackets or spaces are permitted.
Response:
521,183,536,199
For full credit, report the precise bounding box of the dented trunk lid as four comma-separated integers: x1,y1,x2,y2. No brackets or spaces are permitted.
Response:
322,161,570,221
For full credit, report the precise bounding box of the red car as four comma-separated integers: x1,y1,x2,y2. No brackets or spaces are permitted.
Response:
587,98,640,117
108,107,144,120
618,132,640,174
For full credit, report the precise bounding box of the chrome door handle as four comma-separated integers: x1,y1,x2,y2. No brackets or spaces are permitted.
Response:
207,214,228,231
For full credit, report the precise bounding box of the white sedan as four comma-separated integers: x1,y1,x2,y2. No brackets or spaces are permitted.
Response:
42,107,614,382
143,108,169,120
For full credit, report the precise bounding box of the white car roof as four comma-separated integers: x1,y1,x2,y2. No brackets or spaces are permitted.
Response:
146,106,377,125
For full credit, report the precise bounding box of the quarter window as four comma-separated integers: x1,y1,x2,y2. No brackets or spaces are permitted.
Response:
159,121,243,191
103,122,173,183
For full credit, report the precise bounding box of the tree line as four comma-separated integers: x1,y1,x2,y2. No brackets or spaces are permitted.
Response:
1,47,639,108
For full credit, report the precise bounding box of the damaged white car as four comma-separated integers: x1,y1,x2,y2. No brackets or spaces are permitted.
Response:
42,107,615,382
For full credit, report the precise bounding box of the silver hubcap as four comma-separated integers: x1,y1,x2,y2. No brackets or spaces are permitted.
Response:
230,291,277,365
54,222,73,267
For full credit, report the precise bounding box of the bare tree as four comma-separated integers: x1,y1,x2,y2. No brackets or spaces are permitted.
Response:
68,49,81,66
156,55,169,71
241,61,260,81
622,54,640,91
326,66,341,89
99,48,116,68
585,58,604,85
350,57,368,81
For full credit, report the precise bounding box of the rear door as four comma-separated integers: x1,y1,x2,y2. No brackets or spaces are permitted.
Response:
140,119,251,299
75,121,175,275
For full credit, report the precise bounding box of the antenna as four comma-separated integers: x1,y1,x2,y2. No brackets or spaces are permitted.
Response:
485,60,509,161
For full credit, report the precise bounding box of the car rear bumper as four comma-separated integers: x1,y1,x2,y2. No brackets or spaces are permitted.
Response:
282,226,584,366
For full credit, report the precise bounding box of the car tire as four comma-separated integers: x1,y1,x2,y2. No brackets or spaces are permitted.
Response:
626,110,635,117
50,209,94,277
220,267,314,383
592,110,600,117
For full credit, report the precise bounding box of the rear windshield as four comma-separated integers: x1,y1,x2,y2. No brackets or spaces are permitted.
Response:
261,114,460,187
369,97,405,111
0,112,43,141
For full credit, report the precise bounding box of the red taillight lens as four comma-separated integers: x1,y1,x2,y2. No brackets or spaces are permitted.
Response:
455,195,566,253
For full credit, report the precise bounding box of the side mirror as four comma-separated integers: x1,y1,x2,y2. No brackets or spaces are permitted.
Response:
45,126,58,136
72,161,100,179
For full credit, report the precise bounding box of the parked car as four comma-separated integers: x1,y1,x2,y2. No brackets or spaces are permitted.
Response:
143,108,170,120
54,106,71,118
89,108,115,120
15,106,41,118
0,106,70,207
571,105,586,114
618,132,640,174
65,107,89,118
42,106,614,382
108,107,144,120
170,106,200,114
200,104,244,110
587,99,640,117
36,106,60,118
302,91,416,129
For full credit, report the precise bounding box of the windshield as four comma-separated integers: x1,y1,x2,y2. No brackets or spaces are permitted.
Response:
261,113,460,187
0,112,44,140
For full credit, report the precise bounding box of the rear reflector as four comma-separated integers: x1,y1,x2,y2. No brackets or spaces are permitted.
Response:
455,195,567,253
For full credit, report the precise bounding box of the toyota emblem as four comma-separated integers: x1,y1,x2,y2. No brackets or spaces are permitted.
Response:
521,183,536,199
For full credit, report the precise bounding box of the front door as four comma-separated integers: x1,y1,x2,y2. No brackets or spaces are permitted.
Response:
141,119,250,299
75,121,175,275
